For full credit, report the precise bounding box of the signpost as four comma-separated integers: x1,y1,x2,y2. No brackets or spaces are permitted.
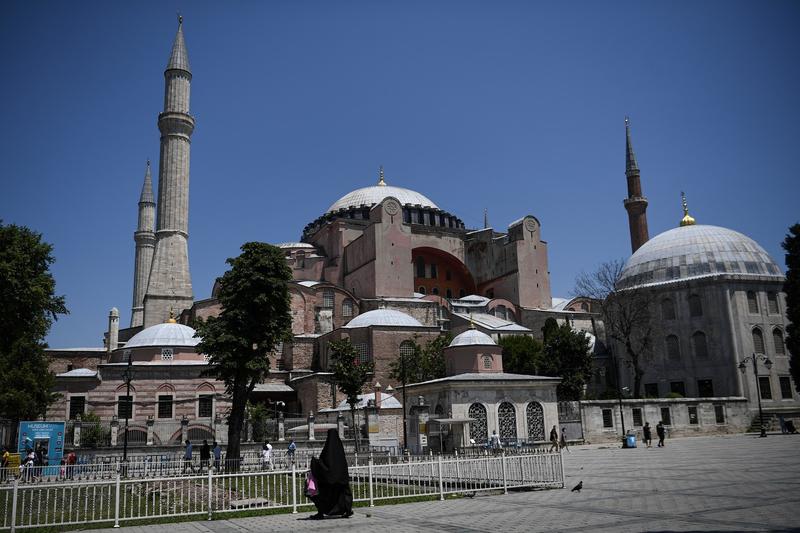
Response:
18,421,66,476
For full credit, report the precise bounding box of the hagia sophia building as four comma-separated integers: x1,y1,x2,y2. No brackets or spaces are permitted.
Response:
45,21,798,447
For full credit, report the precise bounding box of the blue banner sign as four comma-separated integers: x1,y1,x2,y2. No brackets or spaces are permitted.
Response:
18,421,66,476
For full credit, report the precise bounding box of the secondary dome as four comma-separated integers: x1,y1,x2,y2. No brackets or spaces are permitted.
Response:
125,322,200,348
618,224,783,290
343,309,423,328
449,329,496,347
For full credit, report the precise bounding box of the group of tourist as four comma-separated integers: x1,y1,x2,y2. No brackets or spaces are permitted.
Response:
642,421,667,448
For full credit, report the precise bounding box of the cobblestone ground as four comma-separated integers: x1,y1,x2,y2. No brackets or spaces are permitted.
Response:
91,433,799,532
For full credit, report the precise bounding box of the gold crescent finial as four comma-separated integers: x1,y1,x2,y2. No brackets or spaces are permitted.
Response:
177,12,183,25
167,308,177,324
377,165,386,186
680,191,696,227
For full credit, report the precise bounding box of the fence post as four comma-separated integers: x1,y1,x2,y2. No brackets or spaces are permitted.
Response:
113,473,121,528
207,467,213,521
368,456,374,507
10,477,18,533
437,454,444,501
291,461,298,514
559,447,565,488
501,451,508,494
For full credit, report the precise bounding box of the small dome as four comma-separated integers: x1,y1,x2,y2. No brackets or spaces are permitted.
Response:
343,309,423,328
449,329,496,347
125,322,200,348
618,224,783,290
327,185,438,214
275,242,315,249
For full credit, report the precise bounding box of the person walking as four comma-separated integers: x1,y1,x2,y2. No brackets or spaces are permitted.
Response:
183,440,194,473
559,427,570,453
309,429,353,519
643,422,652,448
200,439,210,472
66,449,77,479
549,426,559,452
656,421,666,448
261,441,273,470
490,430,502,452
212,441,221,472
1,447,9,482
287,439,297,464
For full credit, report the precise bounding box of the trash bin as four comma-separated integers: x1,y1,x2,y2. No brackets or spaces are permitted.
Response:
625,433,637,448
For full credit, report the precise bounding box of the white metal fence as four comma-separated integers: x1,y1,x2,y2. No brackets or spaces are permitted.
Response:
0,450,563,531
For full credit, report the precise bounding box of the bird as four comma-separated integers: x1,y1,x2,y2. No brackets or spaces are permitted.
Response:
571,481,583,493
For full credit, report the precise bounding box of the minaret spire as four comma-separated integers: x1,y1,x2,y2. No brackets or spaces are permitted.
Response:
377,165,386,186
142,19,195,327
622,117,650,253
131,160,156,327
679,191,696,227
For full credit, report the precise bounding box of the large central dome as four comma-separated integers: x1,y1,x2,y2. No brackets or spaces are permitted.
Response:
618,224,783,290
327,184,438,214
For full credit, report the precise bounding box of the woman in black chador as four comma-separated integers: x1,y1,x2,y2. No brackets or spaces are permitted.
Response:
309,429,353,519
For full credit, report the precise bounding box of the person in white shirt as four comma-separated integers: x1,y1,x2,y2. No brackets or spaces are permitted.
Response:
261,441,273,470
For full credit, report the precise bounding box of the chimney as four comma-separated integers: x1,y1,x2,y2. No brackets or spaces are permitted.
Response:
107,307,120,355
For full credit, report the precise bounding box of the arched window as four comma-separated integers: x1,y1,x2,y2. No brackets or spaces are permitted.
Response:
773,328,785,355
688,295,703,317
526,402,545,441
322,289,335,309
432,287,439,295
747,291,759,314
446,288,453,299
497,402,517,442
661,298,676,320
468,403,488,444
752,328,765,354
416,257,426,278
666,335,681,360
354,342,370,364
767,292,779,314
580,302,589,312
434,404,444,416
342,298,353,317
482,354,493,368
418,286,426,295
495,305,507,320
692,331,709,358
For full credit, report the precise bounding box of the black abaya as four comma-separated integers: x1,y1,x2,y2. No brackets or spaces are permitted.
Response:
309,429,352,517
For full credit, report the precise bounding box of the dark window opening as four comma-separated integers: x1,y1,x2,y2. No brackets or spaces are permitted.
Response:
697,379,714,397
416,257,425,278
714,405,725,424
747,291,759,314
688,295,703,317
780,377,793,399
117,395,133,419
632,408,643,427
669,381,685,397
430,263,438,279
158,395,173,419
602,409,613,428
660,407,672,425
198,394,214,418
758,377,772,400
688,406,698,425
644,383,659,398
69,396,85,420
446,288,452,298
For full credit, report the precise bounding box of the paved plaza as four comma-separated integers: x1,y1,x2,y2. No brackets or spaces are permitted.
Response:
92,434,799,533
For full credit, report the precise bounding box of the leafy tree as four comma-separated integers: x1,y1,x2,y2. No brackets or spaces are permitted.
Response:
80,412,110,448
389,334,451,384
195,242,292,470
540,322,594,400
497,335,543,375
0,222,67,437
575,259,654,398
784,224,800,393
329,338,374,452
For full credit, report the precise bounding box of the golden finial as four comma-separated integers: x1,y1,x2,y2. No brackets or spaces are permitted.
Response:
679,191,696,227
469,313,476,330
167,308,177,324
377,165,387,186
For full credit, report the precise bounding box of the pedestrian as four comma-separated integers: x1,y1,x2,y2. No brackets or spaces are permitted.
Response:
309,429,353,519
183,439,194,473
549,426,559,453
287,439,297,464
779,415,787,434
559,427,570,453
656,421,666,447
212,441,221,471
200,439,210,472
643,422,652,448
490,430,502,452
1,446,9,482
66,449,77,479
261,441,273,470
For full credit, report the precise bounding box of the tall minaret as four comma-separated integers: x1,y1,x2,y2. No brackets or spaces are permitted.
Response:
143,17,195,327
623,117,649,253
131,160,156,327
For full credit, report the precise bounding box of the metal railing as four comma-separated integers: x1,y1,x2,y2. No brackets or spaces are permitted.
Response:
0,450,563,531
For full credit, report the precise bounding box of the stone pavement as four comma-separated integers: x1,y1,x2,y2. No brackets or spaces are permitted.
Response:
91,434,799,532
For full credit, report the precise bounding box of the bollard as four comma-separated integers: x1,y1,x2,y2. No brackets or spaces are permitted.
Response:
437,454,444,501
113,473,121,528
207,467,213,520
501,451,508,494
10,477,19,533
368,457,375,507
291,461,298,513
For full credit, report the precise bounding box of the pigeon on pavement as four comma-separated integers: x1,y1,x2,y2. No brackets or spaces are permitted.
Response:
571,481,583,492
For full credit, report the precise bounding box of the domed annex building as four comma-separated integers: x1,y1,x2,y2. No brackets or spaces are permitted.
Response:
44,21,578,449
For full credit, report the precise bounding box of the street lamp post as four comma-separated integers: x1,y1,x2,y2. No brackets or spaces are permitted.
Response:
738,353,773,438
401,354,408,452
122,351,134,467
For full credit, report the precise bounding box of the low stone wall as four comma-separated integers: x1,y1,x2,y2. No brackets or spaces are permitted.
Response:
581,397,750,443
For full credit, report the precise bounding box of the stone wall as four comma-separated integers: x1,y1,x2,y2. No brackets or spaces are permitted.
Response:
580,397,750,443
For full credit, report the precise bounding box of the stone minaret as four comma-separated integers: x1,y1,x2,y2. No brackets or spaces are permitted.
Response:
131,160,155,327
143,18,195,326
107,307,120,355
623,117,649,253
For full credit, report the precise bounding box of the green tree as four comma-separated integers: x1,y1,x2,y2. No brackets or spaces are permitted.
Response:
329,338,374,452
389,334,451,384
783,224,800,393
575,260,654,398
80,412,110,448
497,335,543,375
0,222,68,435
540,322,594,400
194,242,292,470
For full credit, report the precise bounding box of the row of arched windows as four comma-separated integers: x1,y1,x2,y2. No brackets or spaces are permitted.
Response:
752,326,785,355
661,295,703,320
664,327,786,360
467,401,545,444
320,289,355,318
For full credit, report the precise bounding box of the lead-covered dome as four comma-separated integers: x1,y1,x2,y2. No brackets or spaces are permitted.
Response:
449,329,496,347
125,322,200,348
618,224,783,290
343,309,423,328
327,184,438,214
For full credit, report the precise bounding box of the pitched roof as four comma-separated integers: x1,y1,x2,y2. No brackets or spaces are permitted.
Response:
166,22,191,73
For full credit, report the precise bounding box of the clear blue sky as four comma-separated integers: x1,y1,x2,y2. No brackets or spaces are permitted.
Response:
1,1,798,348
